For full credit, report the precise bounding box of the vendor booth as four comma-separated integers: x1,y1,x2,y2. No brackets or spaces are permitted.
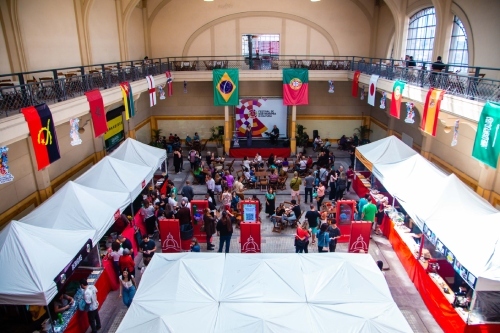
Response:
356,136,500,333
116,253,412,333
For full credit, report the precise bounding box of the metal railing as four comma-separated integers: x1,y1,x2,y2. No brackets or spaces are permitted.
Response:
1,55,499,118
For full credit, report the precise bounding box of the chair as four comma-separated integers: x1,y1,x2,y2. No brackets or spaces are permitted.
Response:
204,60,214,70
272,216,284,233
225,159,235,173
173,61,182,71
190,61,198,71
39,77,56,100
258,176,268,191
277,176,287,191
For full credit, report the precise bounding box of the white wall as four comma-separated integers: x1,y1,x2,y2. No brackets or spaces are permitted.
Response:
127,7,145,60
88,0,121,64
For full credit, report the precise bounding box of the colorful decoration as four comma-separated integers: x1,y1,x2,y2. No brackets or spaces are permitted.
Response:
84,89,108,137
390,80,406,119
69,118,82,146
235,98,268,136
404,102,415,124
213,69,239,105
0,146,14,184
146,75,157,107
451,120,459,147
328,80,334,94
119,82,135,120
158,84,166,100
472,101,500,168
282,68,309,105
360,86,365,100
421,88,445,136
380,92,386,109
166,71,173,96
21,104,61,170
367,74,379,106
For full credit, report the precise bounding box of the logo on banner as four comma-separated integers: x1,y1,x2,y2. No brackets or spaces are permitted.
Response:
162,233,181,252
38,119,53,145
289,78,303,90
242,235,260,253
350,235,368,253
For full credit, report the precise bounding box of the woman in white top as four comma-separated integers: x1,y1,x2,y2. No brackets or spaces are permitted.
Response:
119,268,137,308
242,156,251,171
110,242,123,277
168,192,178,211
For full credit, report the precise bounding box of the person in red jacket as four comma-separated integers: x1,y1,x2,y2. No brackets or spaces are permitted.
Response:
119,248,135,277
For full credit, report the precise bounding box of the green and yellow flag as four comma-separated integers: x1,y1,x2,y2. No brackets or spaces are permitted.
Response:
472,101,500,168
213,69,239,106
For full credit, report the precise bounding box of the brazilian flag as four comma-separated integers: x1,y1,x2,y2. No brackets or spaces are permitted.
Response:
213,69,239,106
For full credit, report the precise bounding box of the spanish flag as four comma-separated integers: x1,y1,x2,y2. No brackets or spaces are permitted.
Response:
120,82,135,119
21,104,60,170
283,68,309,105
352,70,361,97
420,88,445,136
213,69,239,106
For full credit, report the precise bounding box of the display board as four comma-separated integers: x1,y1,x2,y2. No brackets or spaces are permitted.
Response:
234,98,287,137
104,106,125,150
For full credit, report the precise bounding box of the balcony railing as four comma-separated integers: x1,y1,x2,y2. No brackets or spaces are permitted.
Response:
1,55,499,118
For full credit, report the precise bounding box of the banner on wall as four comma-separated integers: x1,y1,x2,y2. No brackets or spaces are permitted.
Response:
282,68,309,105
0,146,14,184
420,88,445,136
84,89,108,137
472,101,500,168
352,71,361,97
234,98,287,137
213,69,239,106
389,80,405,119
104,106,125,150
367,74,379,106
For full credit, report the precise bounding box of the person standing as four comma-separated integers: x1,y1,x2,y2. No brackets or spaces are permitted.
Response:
316,223,330,253
303,171,314,204
119,248,136,277
139,234,156,266
295,222,309,253
216,210,233,253
346,166,354,192
289,171,301,205
221,186,232,211
327,220,341,252
80,279,101,333
246,126,252,147
203,208,216,250
361,200,377,235
118,268,137,308
265,187,276,218
316,181,326,210
357,193,370,220
205,175,216,203
328,170,337,201
335,171,347,201
305,204,320,245
375,204,385,235
175,199,191,226
180,180,194,202
173,148,182,174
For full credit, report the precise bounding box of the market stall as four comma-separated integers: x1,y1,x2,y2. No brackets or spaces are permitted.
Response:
116,253,413,333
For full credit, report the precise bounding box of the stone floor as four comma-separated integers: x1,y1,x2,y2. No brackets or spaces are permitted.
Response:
91,151,444,333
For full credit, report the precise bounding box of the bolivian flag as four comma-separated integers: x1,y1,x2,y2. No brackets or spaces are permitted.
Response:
120,82,135,120
213,69,239,106
283,68,309,105
420,88,445,136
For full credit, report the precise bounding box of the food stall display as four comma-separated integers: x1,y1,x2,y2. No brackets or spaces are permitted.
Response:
239,200,261,253
356,136,500,333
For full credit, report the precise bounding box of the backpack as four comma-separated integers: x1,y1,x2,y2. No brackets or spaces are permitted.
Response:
75,288,89,312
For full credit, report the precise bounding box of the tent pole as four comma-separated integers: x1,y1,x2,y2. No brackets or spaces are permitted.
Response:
46,305,55,333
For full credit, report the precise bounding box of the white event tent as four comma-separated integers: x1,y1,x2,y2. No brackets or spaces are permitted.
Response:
116,253,412,333
0,221,94,305
356,135,417,170
109,138,167,181
19,181,130,244
75,156,151,201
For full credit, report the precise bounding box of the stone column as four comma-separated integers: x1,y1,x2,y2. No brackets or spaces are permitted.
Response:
224,106,231,154
290,106,297,153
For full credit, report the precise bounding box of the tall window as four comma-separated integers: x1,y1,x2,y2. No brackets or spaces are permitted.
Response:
242,34,280,57
405,7,436,62
448,16,468,72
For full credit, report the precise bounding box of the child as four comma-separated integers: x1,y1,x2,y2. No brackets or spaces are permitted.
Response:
190,237,201,252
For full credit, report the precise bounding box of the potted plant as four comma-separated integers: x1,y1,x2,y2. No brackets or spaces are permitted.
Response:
296,124,308,154
353,125,373,145
150,129,163,148
210,126,224,156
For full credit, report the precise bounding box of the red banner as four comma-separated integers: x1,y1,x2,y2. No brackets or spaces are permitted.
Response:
158,218,181,253
84,89,108,137
348,221,372,253
240,222,261,253
335,200,356,243
21,104,60,170
352,71,361,97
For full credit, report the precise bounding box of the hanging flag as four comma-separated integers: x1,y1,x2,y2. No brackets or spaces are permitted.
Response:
360,86,365,100
84,90,108,137
69,118,82,146
420,88,445,136
158,85,166,100
213,69,239,106
120,82,135,120
389,80,406,119
21,104,60,170
404,102,415,124
472,101,500,168
282,68,309,105
367,74,379,106
352,70,361,97
166,71,173,96
328,80,334,93
451,119,459,147
0,146,14,184
380,92,386,109
146,75,157,107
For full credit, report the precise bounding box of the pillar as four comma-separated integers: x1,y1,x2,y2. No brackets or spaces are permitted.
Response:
290,106,297,153
224,106,231,154
420,132,433,159
476,164,496,201
115,0,127,61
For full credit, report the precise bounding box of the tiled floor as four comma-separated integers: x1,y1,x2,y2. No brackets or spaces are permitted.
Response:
93,152,444,333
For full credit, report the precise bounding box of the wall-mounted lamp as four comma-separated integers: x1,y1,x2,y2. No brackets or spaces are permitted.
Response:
78,119,91,133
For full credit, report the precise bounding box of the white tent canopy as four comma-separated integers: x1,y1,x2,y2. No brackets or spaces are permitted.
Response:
356,135,417,170
0,221,94,305
75,156,150,201
20,181,130,244
117,253,412,333
109,138,166,181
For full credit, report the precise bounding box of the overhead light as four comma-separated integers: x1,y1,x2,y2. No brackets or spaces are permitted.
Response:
204,0,214,1
311,0,321,2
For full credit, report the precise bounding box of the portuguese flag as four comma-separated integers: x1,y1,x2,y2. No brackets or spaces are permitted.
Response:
283,68,308,105
21,104,60,170
120,82,135,120
390,80,406,119
213,69,239,106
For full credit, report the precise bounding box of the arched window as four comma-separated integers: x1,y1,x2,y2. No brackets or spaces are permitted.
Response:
448,16,468,72
405,7,436,63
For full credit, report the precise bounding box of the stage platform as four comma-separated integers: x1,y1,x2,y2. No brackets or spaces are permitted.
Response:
229,139,291,158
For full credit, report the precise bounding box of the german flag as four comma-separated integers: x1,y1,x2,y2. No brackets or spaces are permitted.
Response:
120,82,135,120
21,104,60,170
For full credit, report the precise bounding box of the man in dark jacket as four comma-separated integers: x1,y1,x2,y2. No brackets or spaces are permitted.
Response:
180,181,194,202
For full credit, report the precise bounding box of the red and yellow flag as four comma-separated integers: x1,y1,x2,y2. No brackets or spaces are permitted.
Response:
352,71,361,97
421,88,446,136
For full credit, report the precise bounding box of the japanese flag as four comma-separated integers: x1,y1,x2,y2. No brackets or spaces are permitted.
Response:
368,74,379,106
